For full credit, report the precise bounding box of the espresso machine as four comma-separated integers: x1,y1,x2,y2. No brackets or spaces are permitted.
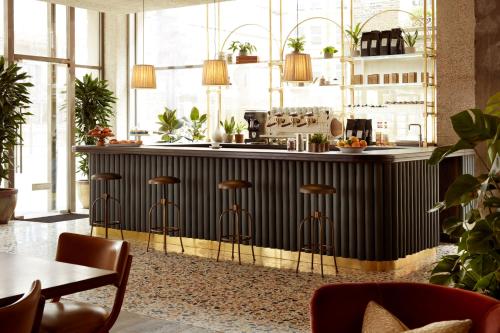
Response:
244,110,267,143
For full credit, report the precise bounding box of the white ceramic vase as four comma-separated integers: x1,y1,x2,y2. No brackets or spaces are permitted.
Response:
212,125,223,143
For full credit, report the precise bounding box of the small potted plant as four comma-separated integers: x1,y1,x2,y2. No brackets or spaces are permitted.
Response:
0,57,33,224
321,134,330,151
220,116,236,143
157,107,183,143
236,42,258,64
185,106,207,142
403,30,418,53
227,41,240,64
322,46,338,59
309,133,325,153
234,122,247,143
287,36,305,53
345,23,362,57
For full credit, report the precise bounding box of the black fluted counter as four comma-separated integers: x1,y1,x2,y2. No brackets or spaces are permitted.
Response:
74,144,474,261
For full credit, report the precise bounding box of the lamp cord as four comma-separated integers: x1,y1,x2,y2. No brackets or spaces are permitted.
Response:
296,0,298,40
213,0,217,59
142,0,145,63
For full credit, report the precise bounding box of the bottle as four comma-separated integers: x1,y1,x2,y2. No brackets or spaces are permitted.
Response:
383,121,389,145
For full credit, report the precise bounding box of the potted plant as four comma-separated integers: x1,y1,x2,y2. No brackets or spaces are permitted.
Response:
403,30,418,54
157,107,183,143
220,116,236,143
322,46,338,59
428,92,500,299
75,74,116,209
234,122,247,143
238,42,257,57
345,23,362,57
185,106,207,142
309,133,325,152
227,41,240,64
0,57,33,224
287,36,306,53
321,134,330,151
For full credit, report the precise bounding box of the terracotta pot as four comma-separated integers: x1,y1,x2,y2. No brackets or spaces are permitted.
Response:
0,188,17,224
235,134,245,143
324,52,334,59
309,143,318,152
223,134,234,143
77,180,90,209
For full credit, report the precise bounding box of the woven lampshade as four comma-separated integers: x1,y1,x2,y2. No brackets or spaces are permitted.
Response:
283,52,313,82
131,64,157,89
202,60,230,86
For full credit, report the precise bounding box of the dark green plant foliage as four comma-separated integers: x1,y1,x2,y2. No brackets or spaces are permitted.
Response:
74,74,116,179
0,56,33,184
158,107,183,143
309,133,326,144
429,92,500,299
403,29,419,47
185,106,207,142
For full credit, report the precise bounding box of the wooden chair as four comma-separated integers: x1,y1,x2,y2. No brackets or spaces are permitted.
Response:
40,232,132,333
0,280,42,333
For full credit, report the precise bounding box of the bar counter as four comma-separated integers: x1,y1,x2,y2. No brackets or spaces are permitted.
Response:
74,144,474,263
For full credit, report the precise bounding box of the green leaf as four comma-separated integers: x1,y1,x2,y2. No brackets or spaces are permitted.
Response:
484,92,500,116
469,255,498,277
474,272,497,291
467,219,494,254
442,216,465,237
190,107,199,121
443,174,481,208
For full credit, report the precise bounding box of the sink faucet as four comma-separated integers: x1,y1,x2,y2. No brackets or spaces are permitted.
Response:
408,124,422,147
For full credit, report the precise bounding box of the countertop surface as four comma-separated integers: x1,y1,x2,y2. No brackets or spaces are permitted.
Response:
73,143,474,163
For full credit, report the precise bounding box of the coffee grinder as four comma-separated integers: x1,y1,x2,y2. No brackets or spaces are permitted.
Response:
244,110,267,142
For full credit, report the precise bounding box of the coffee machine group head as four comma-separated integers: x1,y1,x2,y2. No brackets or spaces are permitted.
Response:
244,110,267,142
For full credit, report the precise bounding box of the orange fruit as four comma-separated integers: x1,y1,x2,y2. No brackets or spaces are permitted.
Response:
352,142,361,147
360,140,367,147
350,137,359,143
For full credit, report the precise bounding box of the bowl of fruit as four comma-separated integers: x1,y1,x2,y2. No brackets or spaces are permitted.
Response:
337,137,368,153
88,126,114,146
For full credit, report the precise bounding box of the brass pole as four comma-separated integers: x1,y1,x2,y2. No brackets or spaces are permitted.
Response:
279,0,283,108
423,0,428,146
269,0,273,110
206,1,211,139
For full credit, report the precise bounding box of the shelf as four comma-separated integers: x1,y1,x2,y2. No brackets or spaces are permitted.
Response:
348,53,424,62
344,83,423,90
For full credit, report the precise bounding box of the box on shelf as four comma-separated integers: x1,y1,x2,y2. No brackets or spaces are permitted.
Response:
390,73,399,83
408,72,417,83
369,31,381,56
380,30,391,55
236,55,259,64
361,32,372,57
384,74,390,84
367,74,380,84
352,74,363,85
402,73,409,83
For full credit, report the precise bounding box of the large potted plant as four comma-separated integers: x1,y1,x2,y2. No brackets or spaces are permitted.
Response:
75,74,116,209
428,92,500,300
0,57,33,224
185,106,207,142
345,23,362,57
220,116,236,143
157,107,183,143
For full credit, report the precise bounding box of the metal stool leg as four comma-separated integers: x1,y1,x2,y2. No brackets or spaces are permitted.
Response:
162,200,167,253
235,207,241,265
173,203,184,253
110,196,123,240
216,210,231,262
296,216,311,275
319,217,324,278
242,209,256,262
147,202,161,252
324,216,339,273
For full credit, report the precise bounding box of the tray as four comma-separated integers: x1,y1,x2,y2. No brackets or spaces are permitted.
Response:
337,147,366,153
105,143,142,147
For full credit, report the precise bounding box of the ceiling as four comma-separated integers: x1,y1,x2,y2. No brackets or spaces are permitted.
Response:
41,0,227,14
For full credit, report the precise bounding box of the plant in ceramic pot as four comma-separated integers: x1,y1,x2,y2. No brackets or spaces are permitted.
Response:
345,23,362,57
157,107,183,143
234,122,247,143
309,133,325,152
220,116,236,143
0,56,33,224
322,46,338,59
75,74,116,209
227,41,240,64
238,42,257,57
428,92,500,299
403,29,418,54
287,36,305,53
185,106,207,142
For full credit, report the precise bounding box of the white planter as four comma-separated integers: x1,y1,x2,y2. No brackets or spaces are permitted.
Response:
405,46,416,54
76,180,90,209
350,47,360,57
212,126,224,143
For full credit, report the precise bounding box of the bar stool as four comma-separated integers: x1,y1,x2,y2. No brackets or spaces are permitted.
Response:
146,176,184,254
296,184,338,277
90,172,124,240
216,180,255,264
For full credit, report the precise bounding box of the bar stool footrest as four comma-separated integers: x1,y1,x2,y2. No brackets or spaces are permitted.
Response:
150,227,180,234
91,220,121,227
300,243,334,254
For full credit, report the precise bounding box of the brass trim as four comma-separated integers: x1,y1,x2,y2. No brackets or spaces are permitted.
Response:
93,227,437,273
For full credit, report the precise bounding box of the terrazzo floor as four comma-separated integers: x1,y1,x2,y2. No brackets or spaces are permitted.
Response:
0,219,456,333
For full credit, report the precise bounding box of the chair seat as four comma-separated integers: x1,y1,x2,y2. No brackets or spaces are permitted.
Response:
300,184,336,195
148,176,181,185
91,173,121,181
41,300,109,333
218,180,252,190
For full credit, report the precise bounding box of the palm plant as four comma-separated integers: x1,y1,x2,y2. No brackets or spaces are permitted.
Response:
75,74,116,179
158,107,183,142
0,57,33,186
345,23,362,47
185,106,207,142
287,36,305,53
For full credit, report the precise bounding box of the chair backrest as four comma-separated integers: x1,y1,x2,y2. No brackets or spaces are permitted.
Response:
0,280,42,333
310,282,500,333
55,232,133,331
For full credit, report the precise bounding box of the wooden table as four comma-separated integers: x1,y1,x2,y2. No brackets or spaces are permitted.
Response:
0,252,117,307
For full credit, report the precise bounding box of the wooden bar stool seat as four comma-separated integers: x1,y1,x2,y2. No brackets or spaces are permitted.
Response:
296,183,338,277
216,179,255,264
147,176,183,254
90,173,124,240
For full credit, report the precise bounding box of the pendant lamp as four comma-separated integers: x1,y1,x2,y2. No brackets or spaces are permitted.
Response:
202,0,229,86
131,0,156,89
283,0,313,83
